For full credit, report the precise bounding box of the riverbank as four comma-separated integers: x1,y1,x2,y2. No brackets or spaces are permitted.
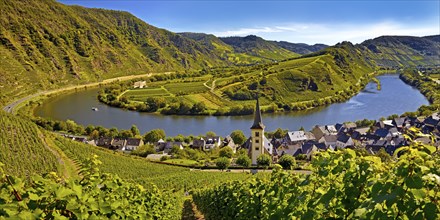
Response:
97,71,382,116
2,71,174,115
34,74,429,136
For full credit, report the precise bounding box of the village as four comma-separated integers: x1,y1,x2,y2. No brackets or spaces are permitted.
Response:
63,97,440,168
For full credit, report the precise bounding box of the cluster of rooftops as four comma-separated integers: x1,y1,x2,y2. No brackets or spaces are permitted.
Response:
64,111,440,162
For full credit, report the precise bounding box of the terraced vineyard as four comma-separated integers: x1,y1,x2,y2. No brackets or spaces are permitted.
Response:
53,136,251,191
0,111,59,177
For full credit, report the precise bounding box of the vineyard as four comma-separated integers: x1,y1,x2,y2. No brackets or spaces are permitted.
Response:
193,145,440,219
0,156,181,219
53,137,252,192
0,111,59,178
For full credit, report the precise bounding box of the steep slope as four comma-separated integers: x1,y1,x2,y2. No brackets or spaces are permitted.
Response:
219,35,300,61
272,41,328,55
180,33,299,63
0,111,60,177
359,35,440,68
0,0,228,106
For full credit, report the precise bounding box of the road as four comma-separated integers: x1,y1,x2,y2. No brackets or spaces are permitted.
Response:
2,71,173,114
3,92,43,113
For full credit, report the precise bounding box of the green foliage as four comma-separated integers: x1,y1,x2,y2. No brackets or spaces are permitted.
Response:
215,157,230,170
219,147,234,158
143,129,166,143
193,145,440,219
131,144,155,157
257,154,271,168
236,154,251,168
278,154,296,170
230,130,247,145
0,155,180,219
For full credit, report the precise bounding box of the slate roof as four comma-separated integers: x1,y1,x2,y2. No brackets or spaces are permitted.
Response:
337,133,351,143
374,128,389,138
126,138,143,146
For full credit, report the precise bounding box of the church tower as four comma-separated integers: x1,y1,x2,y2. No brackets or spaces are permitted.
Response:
250,96,265,165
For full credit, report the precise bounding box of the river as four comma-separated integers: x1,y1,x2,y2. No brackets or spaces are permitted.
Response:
35,74,429,136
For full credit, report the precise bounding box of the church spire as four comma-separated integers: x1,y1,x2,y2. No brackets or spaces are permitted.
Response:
250,94,265,129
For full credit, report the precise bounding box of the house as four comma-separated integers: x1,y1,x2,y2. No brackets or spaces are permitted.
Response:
191,138,205,150
351,127,369,140
96,137,113,148
375,120,394,129
312,125,338,140
133,81,147,89
393,117,406,130
154,139,166,152
301,143,318,160
318,135,337,149
222,136,236,153
336,133,354,149
204,136,222,151
284,131,315,145
374,128,391,139
336,122,357,133
163,141,183,154
123,138,144,151
111,138,127,150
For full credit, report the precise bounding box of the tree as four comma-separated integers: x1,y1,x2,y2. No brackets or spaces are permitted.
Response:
119,129,133,138
273,128,288,139
230,130,246,145
236,154,251,172
219,147,233,158
257,154,271,169
89,130,100,140
215,157,230,171
131,144,156,157
170,145,182,155
173,134,185,142
130,125,140,137
278,154,296,170
143,129,166,143
206,131,216,137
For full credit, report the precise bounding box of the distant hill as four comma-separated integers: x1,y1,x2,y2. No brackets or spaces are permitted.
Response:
359,35,440,68
180,33,299,62
218,35,299,61
272,41,328,55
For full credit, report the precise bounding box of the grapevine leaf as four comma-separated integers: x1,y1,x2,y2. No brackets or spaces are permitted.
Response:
411,189,425,200
424,203,438,220
55,187,74,199
405,176,423,189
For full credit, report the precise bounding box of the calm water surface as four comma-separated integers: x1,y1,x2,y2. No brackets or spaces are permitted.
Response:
35,74,429,136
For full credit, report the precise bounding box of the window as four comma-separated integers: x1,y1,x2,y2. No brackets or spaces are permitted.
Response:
255,132,260,137
255,147,259,151
255,139,259,143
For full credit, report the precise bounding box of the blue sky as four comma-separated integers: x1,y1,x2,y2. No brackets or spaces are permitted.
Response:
59,0,439,45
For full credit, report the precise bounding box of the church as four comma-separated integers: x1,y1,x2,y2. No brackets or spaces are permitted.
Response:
243,97,274,165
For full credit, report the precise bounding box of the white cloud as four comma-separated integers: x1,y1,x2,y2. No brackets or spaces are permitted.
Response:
210,21,439,45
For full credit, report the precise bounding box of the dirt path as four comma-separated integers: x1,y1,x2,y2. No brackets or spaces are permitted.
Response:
38,132,80,179
181,199,205,220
